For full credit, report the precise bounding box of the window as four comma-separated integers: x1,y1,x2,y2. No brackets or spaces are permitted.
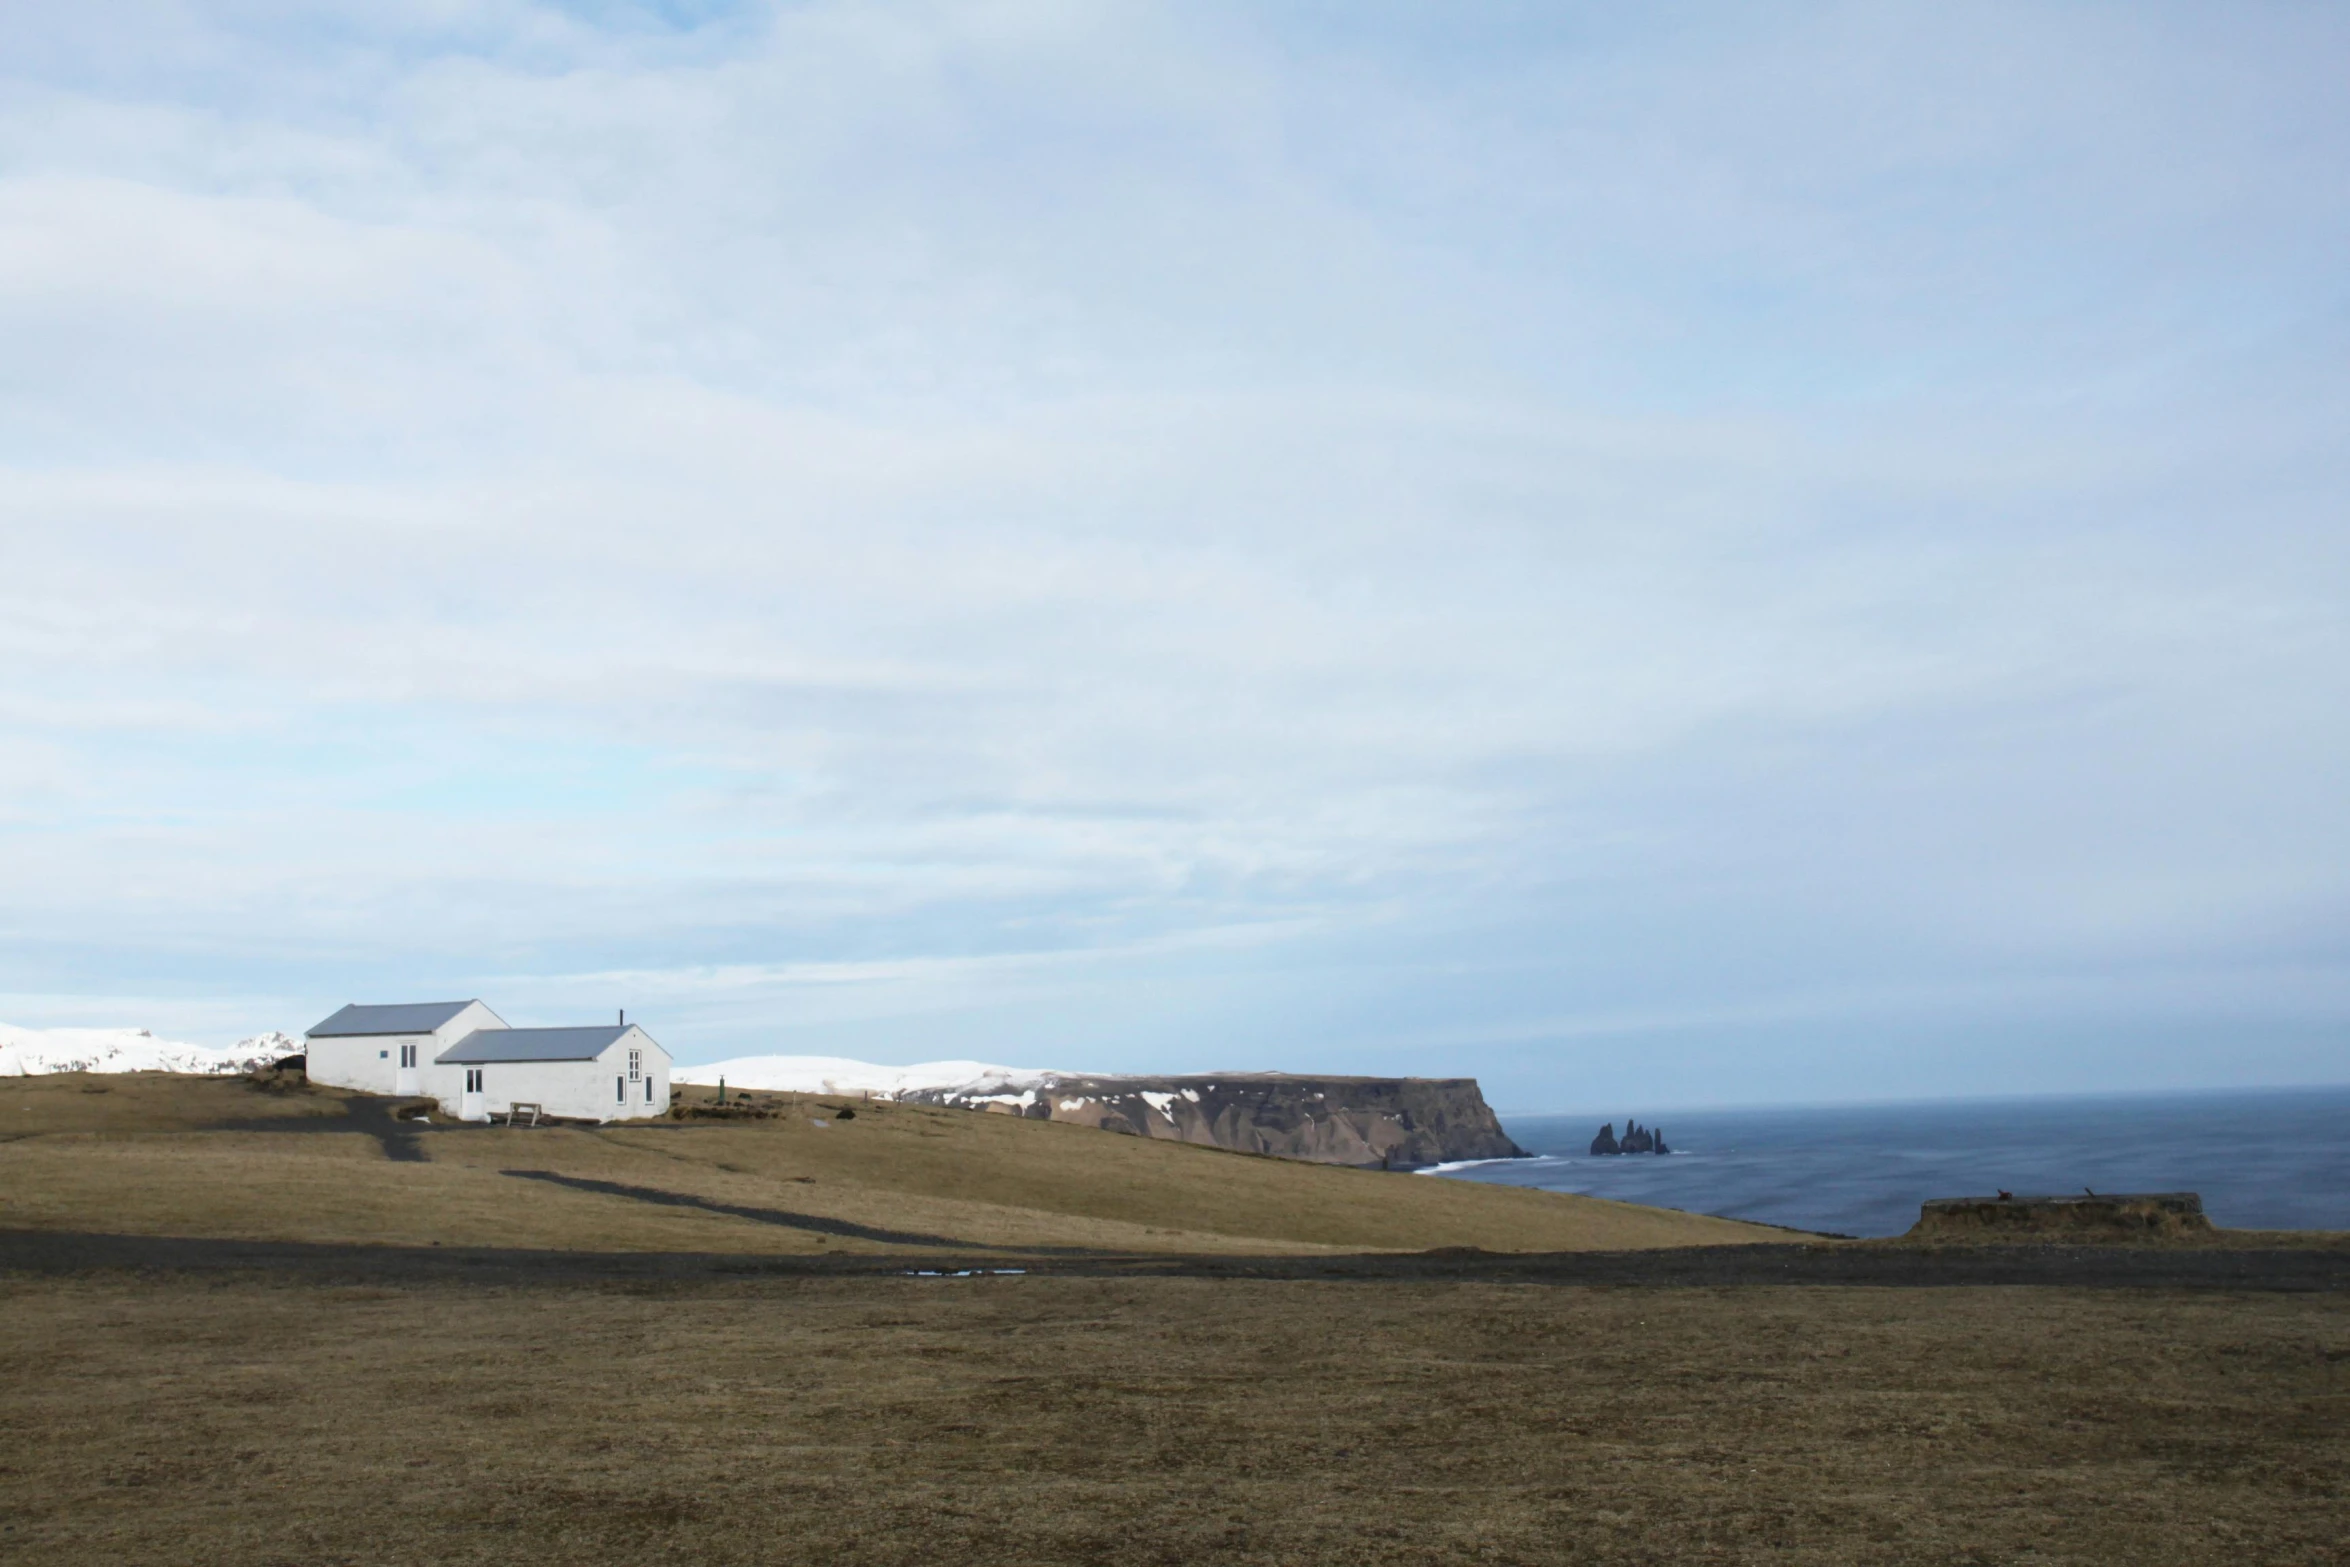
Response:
399,1044,417,1069
378,1050,388,1060
465,1068,483,1093
616,1075,626,1103
627,1048,641,1082
644,1076,655,1103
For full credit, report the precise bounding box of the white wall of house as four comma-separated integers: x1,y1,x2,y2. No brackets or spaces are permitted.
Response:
438,1027,670,1123
305,1002,503,1097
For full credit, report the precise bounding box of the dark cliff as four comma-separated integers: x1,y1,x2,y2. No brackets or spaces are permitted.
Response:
900,1072,1527,1169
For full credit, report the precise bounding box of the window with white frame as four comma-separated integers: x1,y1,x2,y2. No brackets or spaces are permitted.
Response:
627,1048,641,1082
616,1075,626,1103
465,1068,483,1093
644,1076,655,1103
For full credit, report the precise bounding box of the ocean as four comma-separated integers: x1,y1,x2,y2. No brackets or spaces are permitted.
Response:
1430,1086,2350,1238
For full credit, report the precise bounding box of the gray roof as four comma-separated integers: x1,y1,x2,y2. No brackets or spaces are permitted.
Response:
436,1025,635,1064
308,1000,480,1038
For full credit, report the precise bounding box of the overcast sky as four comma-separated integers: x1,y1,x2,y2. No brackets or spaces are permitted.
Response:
3,2,2345,1109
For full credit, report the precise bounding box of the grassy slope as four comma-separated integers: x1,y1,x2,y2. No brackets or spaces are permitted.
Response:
0,1072,1781,1254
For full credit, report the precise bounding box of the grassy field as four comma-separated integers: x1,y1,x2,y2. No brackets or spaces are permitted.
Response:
1,1269,2343,1566
5,1072,2346,1564
0,1072,1782,1255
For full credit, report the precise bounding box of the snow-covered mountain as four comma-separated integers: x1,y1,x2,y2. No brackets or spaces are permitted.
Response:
0,1024,300,1077
672,1054,1066,1100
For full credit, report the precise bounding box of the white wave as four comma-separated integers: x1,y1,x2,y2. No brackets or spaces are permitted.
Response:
1415,1153,1558,1176
1,1023,299,1077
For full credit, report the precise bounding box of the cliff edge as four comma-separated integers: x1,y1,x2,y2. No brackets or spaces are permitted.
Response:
900,1072,1527,1169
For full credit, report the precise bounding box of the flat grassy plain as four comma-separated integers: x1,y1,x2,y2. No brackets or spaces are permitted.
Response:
5,1072,2345,1564
0,1073,1782,1255
2,1270,2344,1565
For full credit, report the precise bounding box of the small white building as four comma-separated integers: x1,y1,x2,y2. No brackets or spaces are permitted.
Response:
434,1023,670,1123
305,1000,506,1099
304,1000,671,1123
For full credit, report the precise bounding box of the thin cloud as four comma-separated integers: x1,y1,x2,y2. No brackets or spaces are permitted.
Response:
1,2,2345,1105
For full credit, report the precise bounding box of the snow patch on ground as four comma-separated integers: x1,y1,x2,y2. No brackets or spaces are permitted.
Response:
672,1054,1070,1100
0,1024,300,1077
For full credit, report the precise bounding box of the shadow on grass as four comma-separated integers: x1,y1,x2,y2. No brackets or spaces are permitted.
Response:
221,1096,427,1162
500,1169,1105,1254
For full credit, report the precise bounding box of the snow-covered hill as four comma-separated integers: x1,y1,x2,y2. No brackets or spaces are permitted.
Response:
0,1024,300,1077
672,1054,1067,1100
1,1027,1059,1099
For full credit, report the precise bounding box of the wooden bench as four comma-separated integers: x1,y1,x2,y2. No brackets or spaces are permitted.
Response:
502,1102,546,1128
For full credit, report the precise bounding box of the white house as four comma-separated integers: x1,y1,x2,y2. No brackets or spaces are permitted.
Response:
306,1000,506,1098
433,1023,670,1123
304,1001,671,1123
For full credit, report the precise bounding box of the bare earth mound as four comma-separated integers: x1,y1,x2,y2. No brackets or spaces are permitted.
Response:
1909,1190,2215,1241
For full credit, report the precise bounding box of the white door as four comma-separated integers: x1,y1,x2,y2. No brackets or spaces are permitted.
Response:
394,1041,419,1096
461,1067,485,1121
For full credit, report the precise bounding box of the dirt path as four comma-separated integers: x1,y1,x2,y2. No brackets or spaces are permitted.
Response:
4,1228,2345,1289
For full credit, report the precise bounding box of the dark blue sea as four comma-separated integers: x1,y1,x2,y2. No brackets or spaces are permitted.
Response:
1429,1087,2350,1238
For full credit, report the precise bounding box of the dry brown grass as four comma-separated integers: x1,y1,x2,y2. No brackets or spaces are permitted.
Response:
0,1071,343,1132
0,1271,2342,1565
0,1072,1781,1255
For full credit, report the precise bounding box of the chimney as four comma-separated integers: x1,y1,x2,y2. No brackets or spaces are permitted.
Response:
618,1008,626,1027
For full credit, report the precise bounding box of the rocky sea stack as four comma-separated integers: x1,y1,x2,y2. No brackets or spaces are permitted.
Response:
1590,1119,1670,1156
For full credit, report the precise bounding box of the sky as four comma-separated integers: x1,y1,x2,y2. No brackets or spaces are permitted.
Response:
2,1,2345,1111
